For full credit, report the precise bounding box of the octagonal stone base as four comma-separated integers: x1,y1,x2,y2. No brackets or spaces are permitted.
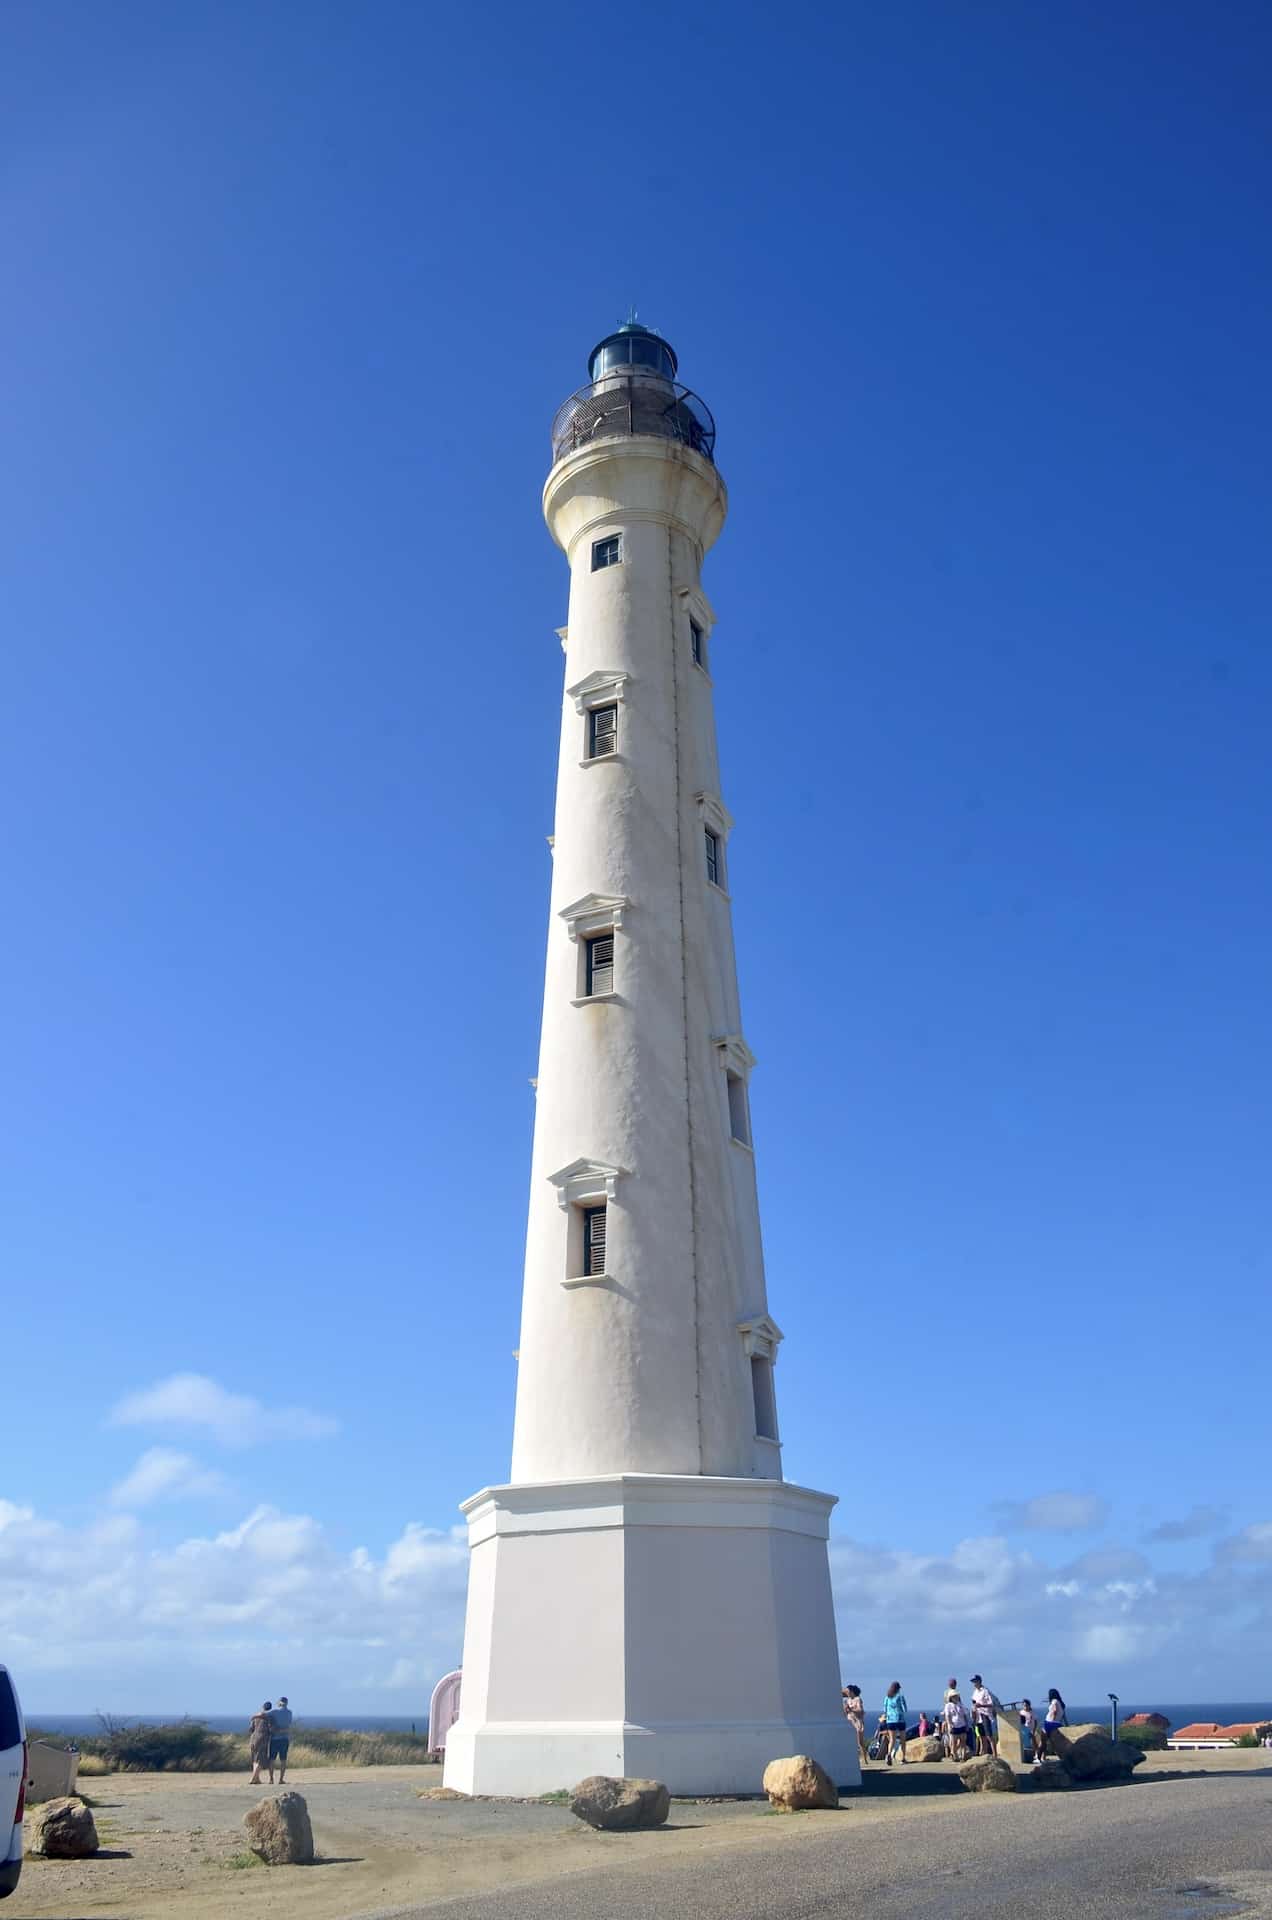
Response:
442,1474,858,1798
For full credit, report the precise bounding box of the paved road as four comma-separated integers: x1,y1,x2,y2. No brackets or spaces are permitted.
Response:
386,1771,1272,1920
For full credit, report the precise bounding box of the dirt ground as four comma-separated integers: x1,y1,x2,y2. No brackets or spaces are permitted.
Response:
12,1750,1268,1920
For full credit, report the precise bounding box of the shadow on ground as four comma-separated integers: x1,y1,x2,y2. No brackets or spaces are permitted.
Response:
853,1770,964,1798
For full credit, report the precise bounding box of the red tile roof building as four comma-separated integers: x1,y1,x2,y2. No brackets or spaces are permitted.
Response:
1168,1722,1258,1746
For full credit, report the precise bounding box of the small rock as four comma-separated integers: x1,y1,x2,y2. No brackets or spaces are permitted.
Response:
762,1755,839,1811
29,1796,98,1858
243,1790,315,1864
570,1776,670,1830
419,1786,469,1800
905,1735,945,1764
959,1756,1017,1793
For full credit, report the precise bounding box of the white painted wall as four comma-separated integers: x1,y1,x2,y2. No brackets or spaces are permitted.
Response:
444,1475,858,1798
512,430,780,1483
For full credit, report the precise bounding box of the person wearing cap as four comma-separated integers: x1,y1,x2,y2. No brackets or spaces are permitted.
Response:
970,1675,998,1756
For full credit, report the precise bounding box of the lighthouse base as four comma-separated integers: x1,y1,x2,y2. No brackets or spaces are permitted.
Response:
442,1473,858,1799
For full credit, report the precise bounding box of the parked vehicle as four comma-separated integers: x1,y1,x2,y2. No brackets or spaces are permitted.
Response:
0,1665,25,1900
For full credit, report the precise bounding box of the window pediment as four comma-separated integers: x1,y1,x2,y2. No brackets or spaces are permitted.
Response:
695,790,734,839
567,669,629,715
713,1032,756,1077
676,585,717,633
737,1314,783,1363
559,892,629,942
548,1157,625,1211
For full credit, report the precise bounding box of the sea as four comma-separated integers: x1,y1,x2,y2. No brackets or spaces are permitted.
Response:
25,1702,1272,1738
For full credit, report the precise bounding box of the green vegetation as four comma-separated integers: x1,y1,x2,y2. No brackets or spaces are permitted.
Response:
1235,1732,1259,1749
225,1850,264,1870
1117,1724,1169,1752
27,1720,434,1773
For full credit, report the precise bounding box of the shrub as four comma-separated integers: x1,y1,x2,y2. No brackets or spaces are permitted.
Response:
26,1720,434,1772
1235,1733,1259,1749
1117,1724,1169,1752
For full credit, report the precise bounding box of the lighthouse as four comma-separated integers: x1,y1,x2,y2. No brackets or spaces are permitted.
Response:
443,322,856,1797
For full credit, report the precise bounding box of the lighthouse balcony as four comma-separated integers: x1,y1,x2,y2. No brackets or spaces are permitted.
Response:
550,377,717,467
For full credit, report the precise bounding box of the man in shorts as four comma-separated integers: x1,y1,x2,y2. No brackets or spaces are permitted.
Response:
970,1675,997,1757
268,1696,293,1783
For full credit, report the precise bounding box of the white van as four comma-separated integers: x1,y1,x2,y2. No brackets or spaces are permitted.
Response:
0,1666,25,1900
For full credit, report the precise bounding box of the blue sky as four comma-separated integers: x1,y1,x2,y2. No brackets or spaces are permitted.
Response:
3,0,1270,1716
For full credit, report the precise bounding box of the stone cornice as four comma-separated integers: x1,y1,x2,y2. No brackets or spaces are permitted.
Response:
736,1314,784,1363
558,892,628,942
713,1032,757,1077
546,1157,625,1211
566,669,629,714
695,790,735,839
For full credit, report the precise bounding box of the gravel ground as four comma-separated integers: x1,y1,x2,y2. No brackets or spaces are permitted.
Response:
11,1751,1271,1920
387,1763,1272,1920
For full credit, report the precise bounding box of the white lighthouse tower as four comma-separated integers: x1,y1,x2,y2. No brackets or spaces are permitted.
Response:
443,322,856,1797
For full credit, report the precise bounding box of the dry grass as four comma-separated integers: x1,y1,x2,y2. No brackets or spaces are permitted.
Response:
28,1722,433,1773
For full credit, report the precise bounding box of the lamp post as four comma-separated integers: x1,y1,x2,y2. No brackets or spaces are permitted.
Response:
1108,1692,1120,1739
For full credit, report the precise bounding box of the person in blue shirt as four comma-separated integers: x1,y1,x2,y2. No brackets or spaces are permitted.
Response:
267,1697,294,1784
881,1681,908,1766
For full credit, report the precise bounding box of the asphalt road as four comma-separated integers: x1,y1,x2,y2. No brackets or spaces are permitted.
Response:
386,1770,1272,1920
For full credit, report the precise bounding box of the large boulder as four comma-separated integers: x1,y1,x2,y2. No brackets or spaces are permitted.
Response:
29,1796,98,1857
243,1790,315,1864
570,1776,670,1830
762,1755,839,1810
906,1735,945,1764
1051,1726,1145,1782
959,1755,1017,1793
1027,1763,1074,1790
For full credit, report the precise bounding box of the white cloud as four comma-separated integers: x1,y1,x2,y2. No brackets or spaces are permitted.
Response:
1217,1521,1272,1564
0,1497,468,1702
993,1491,1108,1534
1144,1505,1227,1543
109,1374,338,1449
1076,1623,1141,1662
109,1450,227,1509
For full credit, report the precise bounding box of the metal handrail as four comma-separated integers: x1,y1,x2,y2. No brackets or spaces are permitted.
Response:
550,378,717,467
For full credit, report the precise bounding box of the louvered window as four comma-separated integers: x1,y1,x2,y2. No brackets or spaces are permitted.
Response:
751,1355,778,1440
704,827,721,887
592,535,621,571
582,1205,607,1276
589,704,618,758
690,619,705,668
585,933,614,996
727,1071,750,1145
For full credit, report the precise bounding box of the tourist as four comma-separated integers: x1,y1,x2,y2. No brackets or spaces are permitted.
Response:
970,1674,997,1756
942,1690,970,1761
917,1709,930,1738
1019,1698,1037,1761
943,1676,958,1705
842,1685,868,1769
269,1695,293,1784
1036,1687,1067,1763
881,1682,908,1766
248,1702,274,1786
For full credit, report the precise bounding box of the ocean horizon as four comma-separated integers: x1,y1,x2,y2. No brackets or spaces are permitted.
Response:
26,1700,1272,1739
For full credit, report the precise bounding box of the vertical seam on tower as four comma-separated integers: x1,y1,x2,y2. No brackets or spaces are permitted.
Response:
667,503,706,1473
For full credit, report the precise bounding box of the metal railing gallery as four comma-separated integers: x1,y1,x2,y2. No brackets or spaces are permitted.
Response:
550,378,717,467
